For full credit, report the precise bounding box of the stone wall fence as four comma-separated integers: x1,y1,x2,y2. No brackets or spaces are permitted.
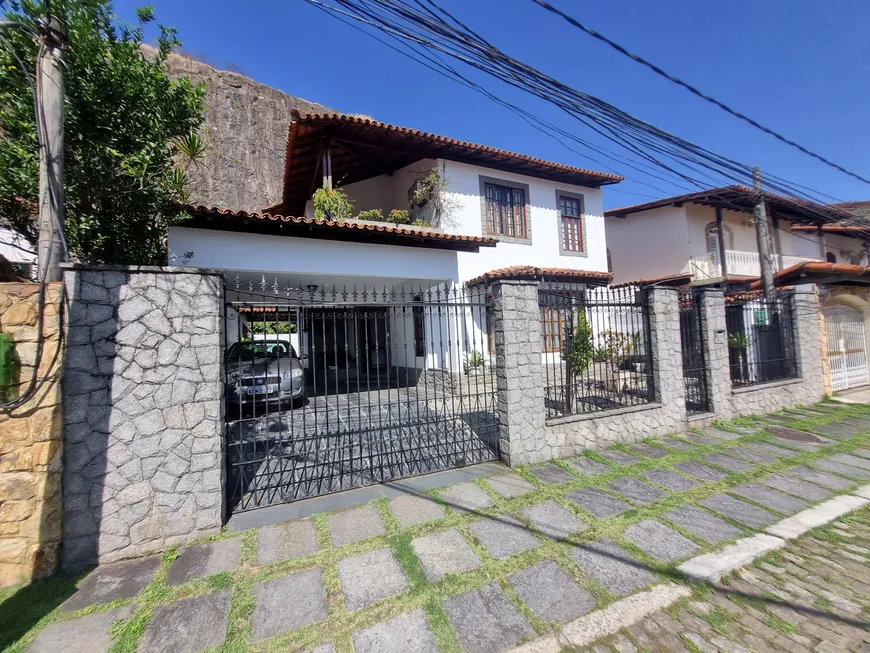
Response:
61,265,225,570
492,282,826,464
699,288,825,420
492,281,687,464
0,282,64,587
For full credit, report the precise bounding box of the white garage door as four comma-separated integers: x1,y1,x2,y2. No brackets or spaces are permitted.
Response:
825,306,870,391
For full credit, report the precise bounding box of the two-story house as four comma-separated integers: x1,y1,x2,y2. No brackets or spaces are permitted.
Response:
170,111,619,287
168,111,619,383
165,112,624,508
605,187,870,394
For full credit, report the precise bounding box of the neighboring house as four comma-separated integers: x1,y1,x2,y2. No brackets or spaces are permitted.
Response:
604,185,859,287
605,187,870,394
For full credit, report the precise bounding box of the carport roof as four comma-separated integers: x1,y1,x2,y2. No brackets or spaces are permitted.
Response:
181,205,498,253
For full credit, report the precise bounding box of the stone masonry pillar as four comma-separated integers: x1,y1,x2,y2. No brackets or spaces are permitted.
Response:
645,287,686,419
791,289,825,397
62,265,225,569
491,279,546,466
698,289,731,418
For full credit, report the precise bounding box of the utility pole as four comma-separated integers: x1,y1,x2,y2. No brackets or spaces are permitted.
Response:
752,167,776,304
36,16,66,282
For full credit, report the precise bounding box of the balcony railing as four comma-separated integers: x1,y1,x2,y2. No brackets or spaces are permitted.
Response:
686,250,821,281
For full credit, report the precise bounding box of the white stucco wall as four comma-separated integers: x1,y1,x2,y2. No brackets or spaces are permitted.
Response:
340,159,439,220
167,226,460,283
175,156,614,287
789,231,867,265
684,204,798,258
435,160,608,282
605,206,689,284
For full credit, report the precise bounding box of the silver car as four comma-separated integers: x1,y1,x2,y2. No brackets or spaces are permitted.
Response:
226,340,305,408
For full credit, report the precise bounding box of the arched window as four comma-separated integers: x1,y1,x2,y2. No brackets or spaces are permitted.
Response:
826,251,838,264
705,222,733,261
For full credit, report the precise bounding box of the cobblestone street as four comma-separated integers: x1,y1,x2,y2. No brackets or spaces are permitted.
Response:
588,511,870,653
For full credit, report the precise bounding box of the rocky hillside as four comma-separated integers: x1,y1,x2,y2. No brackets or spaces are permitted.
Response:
159,49,336,213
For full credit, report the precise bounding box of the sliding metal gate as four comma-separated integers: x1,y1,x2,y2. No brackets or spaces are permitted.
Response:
224,276,500,514
678,289,711,415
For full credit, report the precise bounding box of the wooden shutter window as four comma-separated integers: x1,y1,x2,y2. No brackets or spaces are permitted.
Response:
485,182,527,238
559,195,584,252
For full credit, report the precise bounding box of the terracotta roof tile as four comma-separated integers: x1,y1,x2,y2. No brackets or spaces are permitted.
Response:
604,185,854,226
183,205,498,251
465,265,612,287
611,272,693,288
293,112,622,182
274,111,622,215
748,261,870,290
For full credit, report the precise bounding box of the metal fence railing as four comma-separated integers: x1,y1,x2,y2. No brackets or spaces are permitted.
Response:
223,274,500,513
539,284,655,420
678,289,711,415
725,290,799,388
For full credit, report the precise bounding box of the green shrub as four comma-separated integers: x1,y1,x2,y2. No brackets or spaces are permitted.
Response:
312,187,354,222
387,209,410,224
357,208,384,222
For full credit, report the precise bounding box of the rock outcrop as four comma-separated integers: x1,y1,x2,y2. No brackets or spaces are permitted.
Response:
158,49,336,213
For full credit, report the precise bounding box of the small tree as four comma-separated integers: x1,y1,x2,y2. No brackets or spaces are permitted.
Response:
0,0,206,265
563,309,594,376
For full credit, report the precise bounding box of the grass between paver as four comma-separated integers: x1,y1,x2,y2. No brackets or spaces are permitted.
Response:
3,400,870,653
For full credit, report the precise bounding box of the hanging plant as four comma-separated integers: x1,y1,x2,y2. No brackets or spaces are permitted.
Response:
407,167,458,229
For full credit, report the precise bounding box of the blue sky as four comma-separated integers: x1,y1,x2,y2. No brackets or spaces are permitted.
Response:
118,0,870,209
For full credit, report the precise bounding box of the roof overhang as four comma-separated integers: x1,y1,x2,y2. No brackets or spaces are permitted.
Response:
181,206,497,253
272,111,623,215
466,265,612,287
611,272,693,289
748,262,870,290
791,224,870,237
604,185,854,226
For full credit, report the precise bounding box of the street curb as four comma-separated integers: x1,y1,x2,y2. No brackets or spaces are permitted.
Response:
506,583,692,653
678,485,870,583
677,533,786,584
508,485,870,653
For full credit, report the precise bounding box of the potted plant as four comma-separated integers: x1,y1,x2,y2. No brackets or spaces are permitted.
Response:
464,350,485,376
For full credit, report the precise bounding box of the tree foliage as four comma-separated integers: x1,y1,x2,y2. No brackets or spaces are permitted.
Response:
0,0,206,265
563,308,595,376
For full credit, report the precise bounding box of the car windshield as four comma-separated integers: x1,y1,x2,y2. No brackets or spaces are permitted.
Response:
227,341,297,359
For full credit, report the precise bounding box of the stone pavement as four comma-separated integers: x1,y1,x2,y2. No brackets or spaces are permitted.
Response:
584,508,870,653
13,404,870,653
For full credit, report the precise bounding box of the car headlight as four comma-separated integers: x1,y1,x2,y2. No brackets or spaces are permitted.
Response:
283,368,304,379
228,371,240,383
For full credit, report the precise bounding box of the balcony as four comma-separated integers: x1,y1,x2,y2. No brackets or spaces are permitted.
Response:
686,250,821,281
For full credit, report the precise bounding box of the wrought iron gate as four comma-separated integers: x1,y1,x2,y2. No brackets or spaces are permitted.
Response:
223,275,500,514
824,306,870,392
678,289,711,415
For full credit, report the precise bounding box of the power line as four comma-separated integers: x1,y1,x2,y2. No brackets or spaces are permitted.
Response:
530,0,870,187
306,0,870,231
